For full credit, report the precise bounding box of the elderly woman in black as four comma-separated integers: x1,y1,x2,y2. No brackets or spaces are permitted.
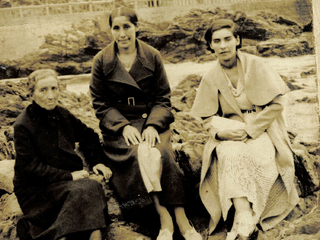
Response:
90,6,202,240
14,69,112,240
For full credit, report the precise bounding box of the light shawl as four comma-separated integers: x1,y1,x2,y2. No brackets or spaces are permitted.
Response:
191,51,299,234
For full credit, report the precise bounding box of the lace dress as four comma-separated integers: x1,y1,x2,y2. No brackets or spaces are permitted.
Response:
215,72,279,223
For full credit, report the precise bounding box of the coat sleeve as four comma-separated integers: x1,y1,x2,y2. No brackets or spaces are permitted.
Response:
67,111,107,168
244,95,285,139
14,123,72,183
144,52,174,131
90,55,131,134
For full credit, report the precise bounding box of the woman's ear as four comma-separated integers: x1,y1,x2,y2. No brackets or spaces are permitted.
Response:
236,35,240,47
135,22,140,32
209,42,213,50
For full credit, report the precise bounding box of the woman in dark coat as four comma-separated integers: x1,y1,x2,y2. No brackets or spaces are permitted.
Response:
14,69,112,240
90,7,202,240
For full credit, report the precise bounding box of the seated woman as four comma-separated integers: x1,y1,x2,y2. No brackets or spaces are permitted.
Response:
90,6,202,240
13,69,112,240
191,19,299,240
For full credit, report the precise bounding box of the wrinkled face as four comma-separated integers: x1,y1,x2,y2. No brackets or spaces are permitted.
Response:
111,16,137,51
210,28,240,61
32,76,59,110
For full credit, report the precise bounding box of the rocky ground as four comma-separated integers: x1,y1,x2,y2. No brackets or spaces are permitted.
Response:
1,1,319,239
0,54,319,239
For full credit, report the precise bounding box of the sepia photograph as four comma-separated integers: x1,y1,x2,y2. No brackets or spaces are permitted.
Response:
0,0,319,239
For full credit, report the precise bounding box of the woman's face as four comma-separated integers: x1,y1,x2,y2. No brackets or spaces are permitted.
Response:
111,16,138,51
210,28,240,61
32,76,59,110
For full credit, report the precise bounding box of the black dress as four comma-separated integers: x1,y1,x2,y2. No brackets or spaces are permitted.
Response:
13,101,110,240
90,40,186,216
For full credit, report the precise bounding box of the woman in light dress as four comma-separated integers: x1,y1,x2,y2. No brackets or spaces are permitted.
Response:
191,18,299,240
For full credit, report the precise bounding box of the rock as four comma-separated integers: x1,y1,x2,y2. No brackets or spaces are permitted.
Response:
0,8,314,79
0,193,22,222
0,71,319,239
300,67,316,77
0,193,21,240
67,34,79,43
0,160,15,193
256,35,314,57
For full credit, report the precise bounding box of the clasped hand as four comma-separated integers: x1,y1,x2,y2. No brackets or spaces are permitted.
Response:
71,164,112,181
216,129,248,142
122,125,161,147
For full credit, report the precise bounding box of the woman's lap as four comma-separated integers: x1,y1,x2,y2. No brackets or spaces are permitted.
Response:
16,178,108,239
216,132,279,219
103,129,186,209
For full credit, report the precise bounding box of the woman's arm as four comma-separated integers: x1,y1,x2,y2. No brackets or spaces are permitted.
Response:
144,52,174,131
206,115,247,141
68,111,107,168
14,124,72,183
90,56,130,133
244,95,285,139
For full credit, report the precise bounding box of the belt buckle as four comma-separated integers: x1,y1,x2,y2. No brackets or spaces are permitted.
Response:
128,97,135,106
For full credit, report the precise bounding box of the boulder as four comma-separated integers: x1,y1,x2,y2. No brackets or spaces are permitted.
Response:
256,33,314,57
0,8,314,79
0,160,15,193
0,70,319,239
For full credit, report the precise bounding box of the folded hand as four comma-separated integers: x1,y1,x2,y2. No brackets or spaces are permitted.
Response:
71,170,89,181
216,129,248,142
122,125,142,146
142,126,161,147
93,163,113,181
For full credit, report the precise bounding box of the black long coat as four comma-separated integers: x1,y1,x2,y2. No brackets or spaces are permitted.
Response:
13,102,110,240
90,40,186,214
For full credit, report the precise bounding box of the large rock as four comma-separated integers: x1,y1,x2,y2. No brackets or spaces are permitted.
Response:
0,8,314,79
256,33,314,57
0,70,319,239
0,160,15,193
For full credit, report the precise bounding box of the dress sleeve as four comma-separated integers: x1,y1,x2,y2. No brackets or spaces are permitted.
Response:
14,124,72,183
144,52,174,131
244,95,285,139
90,55,131,133
68,112,107,168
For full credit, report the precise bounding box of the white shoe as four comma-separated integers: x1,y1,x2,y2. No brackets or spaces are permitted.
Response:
229,210,256,239
156,229,173,240
182,227,202,240
226,232,238,240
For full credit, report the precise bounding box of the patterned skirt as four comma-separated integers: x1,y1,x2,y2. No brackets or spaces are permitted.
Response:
216,113,279,222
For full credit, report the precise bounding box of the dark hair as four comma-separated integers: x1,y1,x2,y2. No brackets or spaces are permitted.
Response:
27,69,59,97
204,18,242,53
109,7,139,27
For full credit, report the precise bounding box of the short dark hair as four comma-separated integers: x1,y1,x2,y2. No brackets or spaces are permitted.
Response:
109,7,139,27
204,18,242,53
27,69,59,97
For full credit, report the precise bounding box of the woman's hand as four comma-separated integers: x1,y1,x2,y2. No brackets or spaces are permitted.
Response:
142,126,161,147
216,129,248,142
122,125,142,146
71,170,89,181
93,164,113,181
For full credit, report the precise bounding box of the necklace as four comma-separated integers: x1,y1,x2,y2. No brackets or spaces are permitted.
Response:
222,66,243,98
